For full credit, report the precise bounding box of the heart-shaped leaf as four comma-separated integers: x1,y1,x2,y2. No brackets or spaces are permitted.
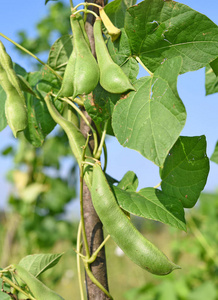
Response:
125,0,218,74
112,56,186,166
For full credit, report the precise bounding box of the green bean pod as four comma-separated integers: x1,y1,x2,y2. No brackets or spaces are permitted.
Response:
91,163,180,275
12,264,64,300
75,13,91,49
0,41,27,137
93,18,135,94
57,15,99,99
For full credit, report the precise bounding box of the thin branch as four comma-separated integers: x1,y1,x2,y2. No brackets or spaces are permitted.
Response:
0,32,62,81
135,56,153,76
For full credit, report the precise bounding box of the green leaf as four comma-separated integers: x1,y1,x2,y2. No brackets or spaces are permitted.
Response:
117,171,138,191
112,186,186,231
205,65,218,95
188,281,217,300
41,177,76,213
210,57,218,77
107,29,139,81
210,141,218,164
20,183,48,203
161,136,210,208
84,84,120,124
157,281,177,300
104,0,136,29
112,56,186,166
47,34,73,76
125,0,218,74
17,74,38,97
24,93,45,147
0,291,12,300
41,133,70,168
24,70,62,147
45,0,58,4
13,62,26,77
18,253,64,277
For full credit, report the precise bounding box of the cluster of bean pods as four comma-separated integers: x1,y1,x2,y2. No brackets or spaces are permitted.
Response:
48,7,180,277
57,10,135,99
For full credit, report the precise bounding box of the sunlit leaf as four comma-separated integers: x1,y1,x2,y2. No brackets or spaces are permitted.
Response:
125,0,218,74
19,253,64,277
112,57,186,166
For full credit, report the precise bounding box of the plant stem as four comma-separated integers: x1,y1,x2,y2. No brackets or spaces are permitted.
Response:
0,275,36,300
69,0,74,9
60,97,98,155
77,221,85,300
87,235,110,264
84,263,113,300
74,96,85,106
188,215,217,263
73,2,102,11
95,121,108,159
0,32,62,81
103,142,108,172
153,182,161,188
135,56,153,76
80,136,91,259
73,9,99,19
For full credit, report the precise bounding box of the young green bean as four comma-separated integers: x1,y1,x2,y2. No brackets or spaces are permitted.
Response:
0,41,27,137
12,264,64,300
93,17,135,94
91,163,180,275
56,15,99,99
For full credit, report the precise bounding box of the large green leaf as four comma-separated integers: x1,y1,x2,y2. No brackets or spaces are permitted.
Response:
125,0,218,74
112,186,186,231
161,136,210,208
205,65,218,95
18,253,64,277
104,0,136,29
47,34,73,76
112,56,186,166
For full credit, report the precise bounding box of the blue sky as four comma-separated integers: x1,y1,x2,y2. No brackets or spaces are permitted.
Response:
1,0,218,211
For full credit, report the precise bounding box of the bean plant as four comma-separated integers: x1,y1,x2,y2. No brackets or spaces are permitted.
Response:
0,0,218,299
